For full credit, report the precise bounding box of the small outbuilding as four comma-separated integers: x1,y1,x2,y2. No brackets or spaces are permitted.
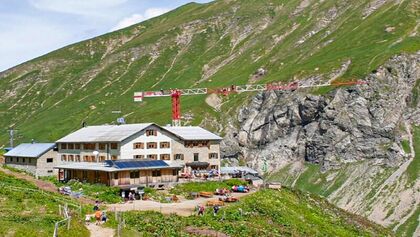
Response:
220,166,263,186
4,143,58,177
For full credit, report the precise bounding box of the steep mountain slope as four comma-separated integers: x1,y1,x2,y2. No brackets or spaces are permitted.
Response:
0,0,418,146
223,53,419,236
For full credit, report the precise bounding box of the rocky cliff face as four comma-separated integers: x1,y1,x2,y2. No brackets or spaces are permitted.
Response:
222,52,420,235
223,52,419,171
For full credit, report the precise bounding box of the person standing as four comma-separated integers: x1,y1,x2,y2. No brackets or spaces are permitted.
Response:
121,191,125,202
93,200,99,211
198,205,205,216
213,205,220,216
94,210,102,225
101,211,107,224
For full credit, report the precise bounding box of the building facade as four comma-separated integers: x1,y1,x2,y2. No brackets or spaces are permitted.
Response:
4,143,58,177
54,123,222,187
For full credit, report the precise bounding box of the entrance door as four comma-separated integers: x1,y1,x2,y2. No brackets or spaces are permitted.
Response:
119,171,130,185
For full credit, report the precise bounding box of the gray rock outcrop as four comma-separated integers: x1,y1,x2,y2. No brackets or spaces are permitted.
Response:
222,52,420,172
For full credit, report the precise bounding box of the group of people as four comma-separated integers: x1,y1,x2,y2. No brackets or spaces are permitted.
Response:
197,204,220,216
121,191,136,202
85,200,107,225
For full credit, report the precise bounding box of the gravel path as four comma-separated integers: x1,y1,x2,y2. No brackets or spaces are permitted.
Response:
108,192,254,216
0,166,95,204
85,223,115,237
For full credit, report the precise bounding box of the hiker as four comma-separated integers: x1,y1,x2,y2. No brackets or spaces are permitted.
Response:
85,214,91,225
95,210,102,225
213,205,220,216
121,191,125,202
101,211,107,224
93,200,99,211
198,205,205,216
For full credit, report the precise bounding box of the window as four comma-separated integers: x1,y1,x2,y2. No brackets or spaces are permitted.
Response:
90,156,96,162
99,156,106,162
174,154,184,160
68,155,74,162
111,155,117,160
194,153,199,162
147,154,158,160
67,143,74,149
210,165,218,170
23,158,26,163
32,158,36,164
83,155,89,162
47,170,53,173
160,154,170,160
61,143,67,149
84,143,96,150
74,143,81,149
184,141,209,148
146,129,157,136
98,143,106,150
113,173,118,179
130,170,140,179
47,158,53,163
147,142,157,149
152,170,161,177
209,153,218,159
61,155,67,162
133,142,144,149
110,143,118,149
160,142,170,149
133,155,144,159
172,169,178,176
75,155,81,162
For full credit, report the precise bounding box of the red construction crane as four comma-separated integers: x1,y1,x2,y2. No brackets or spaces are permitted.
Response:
134,80,367,126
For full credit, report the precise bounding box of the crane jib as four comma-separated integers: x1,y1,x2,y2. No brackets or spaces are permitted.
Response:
133,80,367,126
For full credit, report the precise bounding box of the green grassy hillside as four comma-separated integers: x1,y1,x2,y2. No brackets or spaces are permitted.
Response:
0,0,418,145
0,171,89,237
109,188,392,236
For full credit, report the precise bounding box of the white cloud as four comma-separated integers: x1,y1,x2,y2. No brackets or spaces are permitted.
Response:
144,8,171,19
29,0,127,16
110,8,170,31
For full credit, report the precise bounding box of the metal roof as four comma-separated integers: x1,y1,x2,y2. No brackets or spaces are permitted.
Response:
56,123,222,143
56,123,153,143
54,160,182,172
4,143,55,158
164,126,222,140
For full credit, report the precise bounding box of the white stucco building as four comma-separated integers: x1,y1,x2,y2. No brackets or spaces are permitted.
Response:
54,123,222,187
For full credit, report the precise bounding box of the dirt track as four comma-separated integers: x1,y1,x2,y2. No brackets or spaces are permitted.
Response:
85,222,115,237
108,192,254,216
0,166,95,204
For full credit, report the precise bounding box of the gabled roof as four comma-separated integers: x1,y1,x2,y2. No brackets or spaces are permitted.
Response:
56,123,153,143
56,123,222,143
164,126,222,141
4,143,55,158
